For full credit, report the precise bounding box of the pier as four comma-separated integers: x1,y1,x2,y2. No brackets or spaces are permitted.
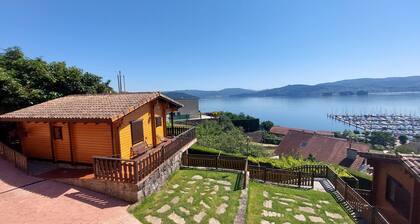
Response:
327,113,420,138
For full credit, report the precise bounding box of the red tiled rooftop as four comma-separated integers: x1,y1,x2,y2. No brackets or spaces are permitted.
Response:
0,92,182,122
269,126,334,137
275,130,370,169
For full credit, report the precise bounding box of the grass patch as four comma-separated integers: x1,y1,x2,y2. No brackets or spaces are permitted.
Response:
133,169,241,223
247,181,354,224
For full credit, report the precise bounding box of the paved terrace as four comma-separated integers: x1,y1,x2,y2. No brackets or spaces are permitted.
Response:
0,159,139,224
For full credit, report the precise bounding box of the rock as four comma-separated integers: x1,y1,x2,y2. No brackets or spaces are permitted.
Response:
193,211,206,223
280,198,296,203
216,180,231,186
172,184,179,189
216,203,228,214
325,211,343,219
294,214,306,221
209,218,220,224
316,204,322,208
187,196,194,204
279,202,289,206
260,220,274,224
263,200,272,209
179,207,190,215
166,190,175,194
262,210,283,218
319,200,330,204
192,175,203,180
309,216,325,223
171,196,180,204
157,204,171,213
145,215,162,224
299,206,315,214
168,212,185,224
224,186,231,191
210,191,216,195
286,208,292,212
200,200,210,209
302,202,313,206
263,191,269,198
213,185,219,192
187,181,196,185
221,196,229,201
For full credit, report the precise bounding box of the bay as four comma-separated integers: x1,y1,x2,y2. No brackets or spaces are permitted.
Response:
199,93,420,132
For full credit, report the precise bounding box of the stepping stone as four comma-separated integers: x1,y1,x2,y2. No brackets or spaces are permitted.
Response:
216,180,231,186
166,190,175,194
171,196,180,204
172,184,179,189
275,192,286,196
200,200,210,209
262,210,283,218
187,197,194,204
309,216,325,223
221,196,229,201
299,206,315,214
168,212,185,224
316,204,322,208
224,186,231,191
286,208,292,212
193,211,206,223
180,190,187,194
209,218,220,224
302,202,313,206
261,220,274,224
157,204,171,213
145,215,162,224
279,202,289,206
294,195,309,201
294,214,306,221
263,200,272,209
216,203,228,214
179,207,190,215
319,200,330,204
188,181,196,185
207,178,215,182
192,175,203,180
280,198,296,203
210,191,216,195
325,211,343,219
283,222,291,224
213,185,219,192
263,191,269,198
201,193,206,196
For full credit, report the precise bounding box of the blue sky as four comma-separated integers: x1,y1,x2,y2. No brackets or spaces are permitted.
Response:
1,1,420,91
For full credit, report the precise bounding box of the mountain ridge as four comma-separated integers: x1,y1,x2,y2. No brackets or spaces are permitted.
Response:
170,76,420,98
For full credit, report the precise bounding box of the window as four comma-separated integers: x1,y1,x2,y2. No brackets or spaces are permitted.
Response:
386,175,411,219
155,116,162,127
131,120,144,145
53,127,63,140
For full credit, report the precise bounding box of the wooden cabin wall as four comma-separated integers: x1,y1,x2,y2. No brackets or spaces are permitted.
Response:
21,122,52,159
118,100,169,159
71,123,112,163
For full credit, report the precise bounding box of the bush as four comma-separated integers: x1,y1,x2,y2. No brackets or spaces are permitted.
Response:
261,131,281,145
260,121,274,132
196,118,268,157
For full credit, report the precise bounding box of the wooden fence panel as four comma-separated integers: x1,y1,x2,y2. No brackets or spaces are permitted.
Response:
0,142,28,172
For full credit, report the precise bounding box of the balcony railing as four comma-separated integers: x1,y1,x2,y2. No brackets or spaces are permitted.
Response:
93,127,196,184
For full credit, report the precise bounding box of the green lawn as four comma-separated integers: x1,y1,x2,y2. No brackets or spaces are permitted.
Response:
133,169,242,224
247,181,354,224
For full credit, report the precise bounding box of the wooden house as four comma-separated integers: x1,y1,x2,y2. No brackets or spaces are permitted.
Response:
0,92,183,164
359,152,419,224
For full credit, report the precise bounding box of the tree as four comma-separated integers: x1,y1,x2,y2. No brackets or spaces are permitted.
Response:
369,131,395,148
260,120,274,131
0,47,113,113
398,135,408,145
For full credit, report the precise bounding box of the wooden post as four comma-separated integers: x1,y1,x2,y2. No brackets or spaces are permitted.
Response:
48,122,56,162
311,173,315,188
170,112,174,135
264,167,267,182
134,160,139,184
298,172,302,188
151,101,157,147
344,184,348,200
68,122,75,163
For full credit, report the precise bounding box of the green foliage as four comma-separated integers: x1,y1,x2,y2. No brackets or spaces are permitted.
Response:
369,131,395,148
219,111,256,120
396,143,420,154
398,135,408,145
0,47,113,113
261,131,281,145
260,120,274,131
196,118,268,157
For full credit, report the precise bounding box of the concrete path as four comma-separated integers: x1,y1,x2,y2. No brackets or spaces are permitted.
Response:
0,159,139,224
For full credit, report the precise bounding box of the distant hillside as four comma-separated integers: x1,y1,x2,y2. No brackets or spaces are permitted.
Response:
170,88,255,98
169,76,420,98
236,76,420,97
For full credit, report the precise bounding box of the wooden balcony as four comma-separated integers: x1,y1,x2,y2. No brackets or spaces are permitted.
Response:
92,126,196,184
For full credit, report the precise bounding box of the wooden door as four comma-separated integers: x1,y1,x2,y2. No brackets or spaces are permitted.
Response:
52,123,72,162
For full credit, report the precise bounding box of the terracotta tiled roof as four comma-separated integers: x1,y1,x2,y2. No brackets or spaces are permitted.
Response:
0,92,182,122
275,130,370,169
269,126,334,137
359,152,420,181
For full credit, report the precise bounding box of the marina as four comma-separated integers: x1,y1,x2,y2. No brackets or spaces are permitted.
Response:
328,113,420,138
